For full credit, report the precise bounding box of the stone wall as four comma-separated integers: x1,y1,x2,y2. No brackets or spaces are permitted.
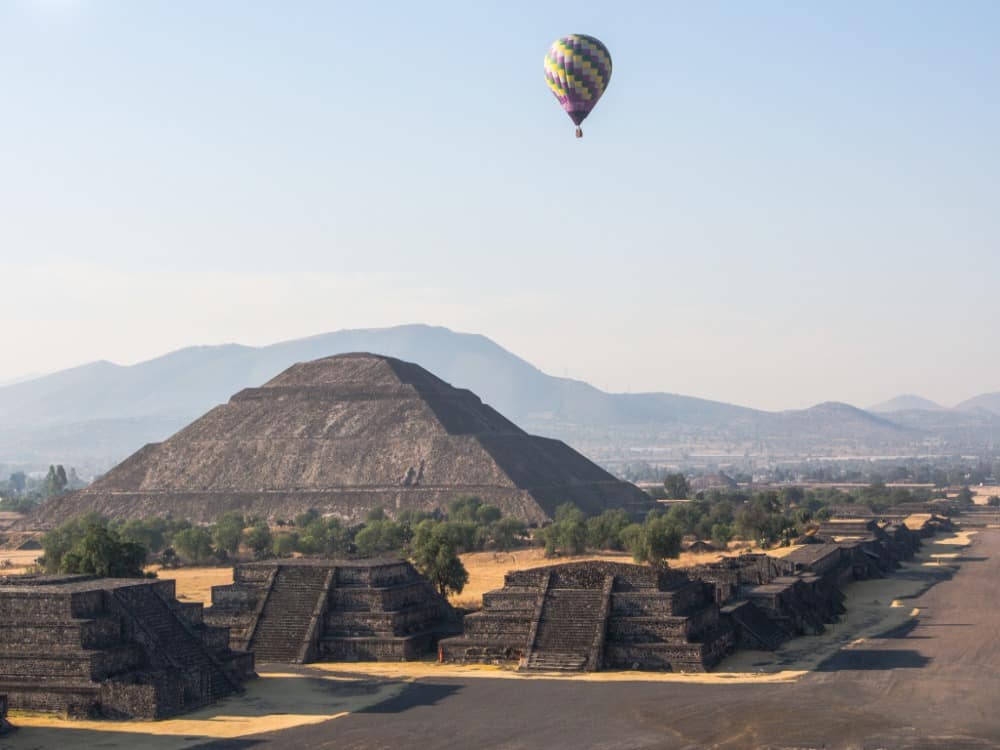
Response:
442,561,734,672
205,558,456,664
0,576,253,719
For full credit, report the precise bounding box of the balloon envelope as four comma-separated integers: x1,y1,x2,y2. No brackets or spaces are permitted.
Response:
544,34,613,128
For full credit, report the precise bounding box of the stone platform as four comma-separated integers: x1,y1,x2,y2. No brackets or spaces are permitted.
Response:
0,575,253,719
441,561,735,672
205,558,456,664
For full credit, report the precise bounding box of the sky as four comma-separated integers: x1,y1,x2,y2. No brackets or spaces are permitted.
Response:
1,1,998,410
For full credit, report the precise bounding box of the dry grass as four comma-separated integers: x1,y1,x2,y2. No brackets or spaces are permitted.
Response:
149,565,233,605
0,548,41,575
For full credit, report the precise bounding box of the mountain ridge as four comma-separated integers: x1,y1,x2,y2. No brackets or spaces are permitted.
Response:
1,324,996,470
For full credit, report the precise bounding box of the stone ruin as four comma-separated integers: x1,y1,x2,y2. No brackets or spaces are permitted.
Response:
440,561,735,672
444,515,930,670
0,575,253,719
205,559,457,664
35,353,652,527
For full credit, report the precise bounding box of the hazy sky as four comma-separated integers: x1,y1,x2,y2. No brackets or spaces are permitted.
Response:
2,1,998,410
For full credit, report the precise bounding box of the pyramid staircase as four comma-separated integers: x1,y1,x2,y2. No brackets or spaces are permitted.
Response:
524,581,609,672
112,584,242,703
248,565,332,663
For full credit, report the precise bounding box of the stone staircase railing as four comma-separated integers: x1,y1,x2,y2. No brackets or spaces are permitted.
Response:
297,567,336,664
585,575,614,671
242,567,278,651
520,571,551,669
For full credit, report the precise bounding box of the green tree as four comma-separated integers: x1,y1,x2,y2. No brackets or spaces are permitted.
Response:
539,504,588,557
243,522,273,560
663,473,689,500
173,527,215,565
43,465,69,498
623,516,682,568
272,532,299,557
987,495,1000,508
710,522,733,545
586,508,631,550
354,519,409,557
410,520,469,597
294,508,321,528
212,512,246,557
489,517,526,551
41,512,105,572
60,522,148,578
956,486,974,505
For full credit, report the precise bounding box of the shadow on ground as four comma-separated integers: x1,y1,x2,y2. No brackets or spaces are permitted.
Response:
355,682,462,714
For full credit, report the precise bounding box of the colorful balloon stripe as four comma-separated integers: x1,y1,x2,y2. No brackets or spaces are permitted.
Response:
544,34,612,130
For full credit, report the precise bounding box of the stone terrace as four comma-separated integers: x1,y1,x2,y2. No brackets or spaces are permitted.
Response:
441,561,735,672
0,575,253,719
205,558,456,664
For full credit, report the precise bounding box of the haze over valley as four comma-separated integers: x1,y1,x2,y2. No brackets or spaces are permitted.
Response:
2,325,997,476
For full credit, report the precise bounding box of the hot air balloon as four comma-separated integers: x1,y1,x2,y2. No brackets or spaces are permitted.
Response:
544,34,612,138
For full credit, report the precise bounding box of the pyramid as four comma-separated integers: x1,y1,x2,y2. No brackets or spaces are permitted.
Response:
36,353,652,525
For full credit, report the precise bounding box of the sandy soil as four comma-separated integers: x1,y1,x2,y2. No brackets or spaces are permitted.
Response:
149,565,233,605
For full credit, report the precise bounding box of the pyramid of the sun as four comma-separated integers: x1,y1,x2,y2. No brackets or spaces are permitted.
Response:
36,353,652,525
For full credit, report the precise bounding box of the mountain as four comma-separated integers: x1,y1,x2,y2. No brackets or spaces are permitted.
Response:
869,395,944,413
0,324,994,472
955,392,1000,417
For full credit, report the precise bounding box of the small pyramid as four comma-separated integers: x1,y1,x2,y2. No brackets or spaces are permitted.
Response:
37,353,651,525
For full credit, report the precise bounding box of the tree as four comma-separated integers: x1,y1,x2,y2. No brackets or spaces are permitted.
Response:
173,527,215,565
663,473,689,500
41,512,105,572
297,517,346,555
539,504,588,557
294,508,322,528
410,520,468,597
354,519,409,557
489,517,526,551
956,486,974,505
272,532,299,557
243,522,273,560
60,522,148,578
987,495,1000,508
117,518,168,554
43,465,69,498
212,512,246,558
586,508,630,551
8,472,26,495
623,516,682,568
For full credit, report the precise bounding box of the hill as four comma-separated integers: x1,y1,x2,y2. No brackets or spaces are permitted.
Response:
955,392,1000,417
869,395,944,413
0,325,995,471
